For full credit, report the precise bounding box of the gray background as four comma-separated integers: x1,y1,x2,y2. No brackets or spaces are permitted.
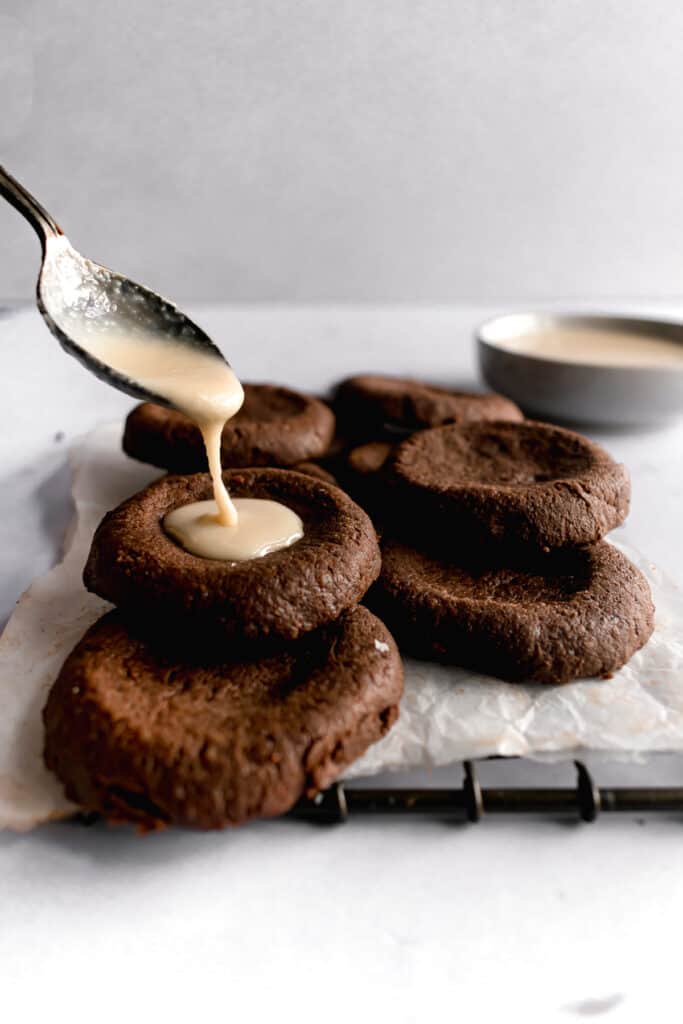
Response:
2,1,683,304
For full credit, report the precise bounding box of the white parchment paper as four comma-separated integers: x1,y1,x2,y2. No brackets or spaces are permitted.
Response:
1,423,682,828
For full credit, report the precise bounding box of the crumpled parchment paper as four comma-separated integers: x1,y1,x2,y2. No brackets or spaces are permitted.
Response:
1,423,682,828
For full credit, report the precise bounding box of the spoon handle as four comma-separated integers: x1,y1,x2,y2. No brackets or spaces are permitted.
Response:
0,166,63,251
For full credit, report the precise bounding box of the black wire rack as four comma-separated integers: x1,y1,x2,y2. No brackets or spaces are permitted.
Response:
288,760,683,824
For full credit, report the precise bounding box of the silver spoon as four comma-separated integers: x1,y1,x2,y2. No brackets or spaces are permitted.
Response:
0,165,230,408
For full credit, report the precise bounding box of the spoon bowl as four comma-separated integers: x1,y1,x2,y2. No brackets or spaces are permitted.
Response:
0,166,230,411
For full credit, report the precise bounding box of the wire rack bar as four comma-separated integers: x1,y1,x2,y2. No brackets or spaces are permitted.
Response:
288,761,683,824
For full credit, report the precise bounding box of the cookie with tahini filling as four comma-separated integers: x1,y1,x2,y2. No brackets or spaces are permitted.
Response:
84,467,381,648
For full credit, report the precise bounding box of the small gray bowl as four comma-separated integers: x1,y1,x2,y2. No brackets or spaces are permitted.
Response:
477,312,683,425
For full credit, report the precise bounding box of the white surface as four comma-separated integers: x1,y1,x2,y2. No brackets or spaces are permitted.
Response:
5,2,683,304
1,305,683,1022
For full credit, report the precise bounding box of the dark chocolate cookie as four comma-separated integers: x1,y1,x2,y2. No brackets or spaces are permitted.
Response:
290,460,338,486
386,420,630,555
336,441,395,516
123,383,335,472
84,468,381,647
43,607,403,829
369,540,654,684
347,441,394,477
333,374,523,439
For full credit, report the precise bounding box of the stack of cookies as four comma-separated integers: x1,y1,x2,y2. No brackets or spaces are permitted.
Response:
43,384,405,830
332,375,654,684
42,375,655,831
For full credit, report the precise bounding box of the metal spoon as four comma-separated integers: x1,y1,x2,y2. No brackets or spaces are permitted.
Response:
0,165,229,408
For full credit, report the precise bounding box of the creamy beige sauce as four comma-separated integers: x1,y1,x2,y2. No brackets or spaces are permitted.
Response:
79,330,245,526
86,334,305,559
164,498,303,562
493,325,683,367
